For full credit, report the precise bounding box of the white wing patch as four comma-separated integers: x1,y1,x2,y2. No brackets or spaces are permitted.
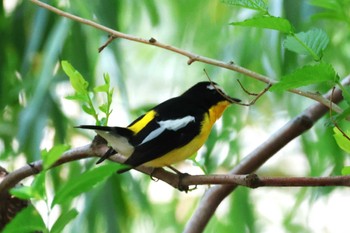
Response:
140,115,195,145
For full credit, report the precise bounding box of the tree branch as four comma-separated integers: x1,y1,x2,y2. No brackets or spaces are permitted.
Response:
2,143,349,195
183,75,350,233
180,173,350,188
29,0,344,114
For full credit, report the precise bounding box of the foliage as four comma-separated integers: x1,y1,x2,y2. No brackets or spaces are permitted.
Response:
1,0,350,232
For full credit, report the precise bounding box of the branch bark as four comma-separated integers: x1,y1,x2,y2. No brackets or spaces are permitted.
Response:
183,76,350,233
29,0,344,114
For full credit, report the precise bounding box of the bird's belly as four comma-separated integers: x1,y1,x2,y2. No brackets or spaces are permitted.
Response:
144,114,213,167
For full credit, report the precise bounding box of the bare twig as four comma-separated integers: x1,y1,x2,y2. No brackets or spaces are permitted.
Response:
98,35,116,53
29,0,344,114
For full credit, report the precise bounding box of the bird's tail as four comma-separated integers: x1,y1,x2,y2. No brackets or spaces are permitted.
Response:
76,125,134,165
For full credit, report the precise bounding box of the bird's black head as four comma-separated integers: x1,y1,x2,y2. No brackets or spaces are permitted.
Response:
182,81,241,107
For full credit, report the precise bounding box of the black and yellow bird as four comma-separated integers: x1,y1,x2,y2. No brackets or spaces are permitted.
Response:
77,81,240,173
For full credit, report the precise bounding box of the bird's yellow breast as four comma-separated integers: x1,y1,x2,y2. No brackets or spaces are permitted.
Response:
145,100,230,167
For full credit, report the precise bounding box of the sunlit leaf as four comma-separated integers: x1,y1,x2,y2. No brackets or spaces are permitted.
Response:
333,127,350,153
65,93,90,102
270,63,336,91
99,103,109,113
61,60,89,94
82,104,96,116
230,15,294,33
42,144,70,170
52,163,122,207
283,28,329,60
94,84,109,93
341,166,350,175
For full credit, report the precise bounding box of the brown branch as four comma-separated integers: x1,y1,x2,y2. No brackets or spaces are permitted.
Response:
29,0,344,114
183,75,350,233
0,144,94,193
180,173,350,188
2,143,350,195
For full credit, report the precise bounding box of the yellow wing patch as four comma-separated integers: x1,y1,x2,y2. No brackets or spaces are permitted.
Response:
128,110,157,134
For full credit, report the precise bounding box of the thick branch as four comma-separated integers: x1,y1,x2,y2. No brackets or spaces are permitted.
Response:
184,76,350,233
30,0,344,114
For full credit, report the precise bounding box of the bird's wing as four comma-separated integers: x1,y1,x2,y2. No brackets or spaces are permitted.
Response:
123,110,204,168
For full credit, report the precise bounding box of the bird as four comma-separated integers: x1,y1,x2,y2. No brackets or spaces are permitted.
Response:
77,81,241,174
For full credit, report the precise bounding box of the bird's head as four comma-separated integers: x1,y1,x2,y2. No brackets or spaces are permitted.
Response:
182,81,241,107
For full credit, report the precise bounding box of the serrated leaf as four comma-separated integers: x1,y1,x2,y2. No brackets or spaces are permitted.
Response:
341,166,350,175
61,60,89,94
51,163,122,207
50,209,79,233
222,0,268,12
333,127,350,153
2,205,46,233
270,63,336,91
42,145,70,170
230,15,294,33
283,28,329,60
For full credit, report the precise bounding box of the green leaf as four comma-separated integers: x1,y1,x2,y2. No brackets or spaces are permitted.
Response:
333,127,350,153
31,172,46,200
341,166,350,175
65,93,90,103
2,206,46,233
99,103,108,113
10,173,46,200
283,28,329,60
42,145,70,170
10,186,33,200
222,0,268,12
94,84,109,93
51,163,122,207
270,63,336,91
230,15,294,33
50,209,79,233
103,73,111,85
82,104,96,116
61,60,89,94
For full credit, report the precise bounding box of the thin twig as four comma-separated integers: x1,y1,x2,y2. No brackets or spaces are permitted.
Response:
98,35,116,53
30,0,344,114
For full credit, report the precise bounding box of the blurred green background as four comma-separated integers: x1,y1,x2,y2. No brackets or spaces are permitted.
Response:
1,0,350,232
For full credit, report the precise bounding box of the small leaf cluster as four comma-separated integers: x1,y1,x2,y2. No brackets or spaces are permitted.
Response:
61,60,113,126
225,0,336,92
224,0,350,174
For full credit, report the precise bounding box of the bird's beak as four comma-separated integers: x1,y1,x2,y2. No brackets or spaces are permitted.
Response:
227,95,241,104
